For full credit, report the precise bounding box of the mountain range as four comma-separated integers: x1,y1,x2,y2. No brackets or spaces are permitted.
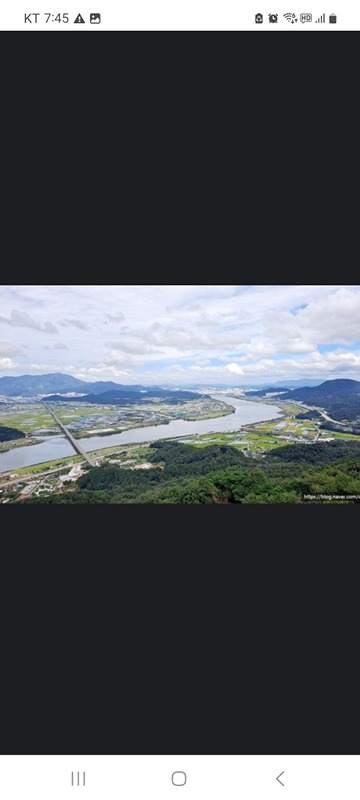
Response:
0,373,330,398
247,379,360,423
0,373,145,397
0,373,204,405
1,374,360,422
247,379,360,400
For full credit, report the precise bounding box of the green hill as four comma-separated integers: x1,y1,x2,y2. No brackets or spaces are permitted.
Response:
248,379,360,423
0,425,26,442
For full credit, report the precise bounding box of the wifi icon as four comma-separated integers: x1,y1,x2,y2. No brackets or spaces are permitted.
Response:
284,11,298,20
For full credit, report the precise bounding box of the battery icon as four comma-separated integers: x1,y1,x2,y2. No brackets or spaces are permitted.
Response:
329,12,337,21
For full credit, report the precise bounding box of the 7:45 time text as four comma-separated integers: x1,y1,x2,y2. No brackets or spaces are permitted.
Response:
24,12,69,22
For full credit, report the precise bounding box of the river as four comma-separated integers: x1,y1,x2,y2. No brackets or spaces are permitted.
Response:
0,396,281,473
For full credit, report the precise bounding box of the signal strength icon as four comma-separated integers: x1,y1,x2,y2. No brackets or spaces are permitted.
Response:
315,12,325,20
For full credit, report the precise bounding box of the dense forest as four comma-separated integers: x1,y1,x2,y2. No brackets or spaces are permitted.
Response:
267,440,360,464
26,440,360,504
296,410,322,420
320,422,360,435
0,425,26,442
316,398,360,422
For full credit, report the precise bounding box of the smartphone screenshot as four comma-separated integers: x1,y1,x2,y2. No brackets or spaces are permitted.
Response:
0,0,356,29
1,285,358,781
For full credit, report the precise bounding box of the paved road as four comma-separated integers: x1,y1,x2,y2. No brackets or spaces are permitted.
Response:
0,464,72,488
285,401,332,442
318,409,347,426
300,403,349,428
43,402,96,467
288,400,349,428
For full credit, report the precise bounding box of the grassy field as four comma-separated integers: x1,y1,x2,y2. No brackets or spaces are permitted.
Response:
322,430,360,441
55,405,116,421
183,430,291,453
0,403,119,433
182,409,235,421
182,410,324,453
271,401,310,416
0,404,55,432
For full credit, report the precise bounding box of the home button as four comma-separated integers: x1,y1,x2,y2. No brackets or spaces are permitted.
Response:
172,772,187,787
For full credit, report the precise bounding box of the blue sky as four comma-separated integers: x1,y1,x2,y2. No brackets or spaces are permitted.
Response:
1,285,360,385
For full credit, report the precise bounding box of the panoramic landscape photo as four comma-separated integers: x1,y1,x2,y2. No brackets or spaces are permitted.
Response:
1,284,360,504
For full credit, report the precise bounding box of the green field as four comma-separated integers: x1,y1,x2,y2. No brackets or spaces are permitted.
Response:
55,405,116,422
267,400,310,416
0,403,120,434
0,404,55,432
322,430,360,441
180,411,323,454
182,430,291,453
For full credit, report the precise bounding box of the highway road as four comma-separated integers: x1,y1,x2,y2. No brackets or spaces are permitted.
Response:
285,397,349,427
300,403,349,428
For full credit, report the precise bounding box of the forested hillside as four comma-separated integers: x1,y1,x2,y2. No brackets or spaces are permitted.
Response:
247,380,360,423
26,441,360,504
0,426,26,442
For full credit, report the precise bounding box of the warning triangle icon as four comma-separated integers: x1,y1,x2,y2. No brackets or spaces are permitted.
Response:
74,13,85,22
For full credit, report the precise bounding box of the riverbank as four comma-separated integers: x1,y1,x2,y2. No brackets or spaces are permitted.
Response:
0,436,41,453
0,396,281,474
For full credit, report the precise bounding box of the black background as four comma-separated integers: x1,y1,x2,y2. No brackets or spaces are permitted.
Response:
1,474,358,754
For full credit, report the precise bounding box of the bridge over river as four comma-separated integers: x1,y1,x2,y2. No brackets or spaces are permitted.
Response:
42,402,96,467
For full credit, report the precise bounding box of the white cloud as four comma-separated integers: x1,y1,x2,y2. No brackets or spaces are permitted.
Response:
1,285,359,384
0,310,57,333
0,357,18,369
227,363,245,376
